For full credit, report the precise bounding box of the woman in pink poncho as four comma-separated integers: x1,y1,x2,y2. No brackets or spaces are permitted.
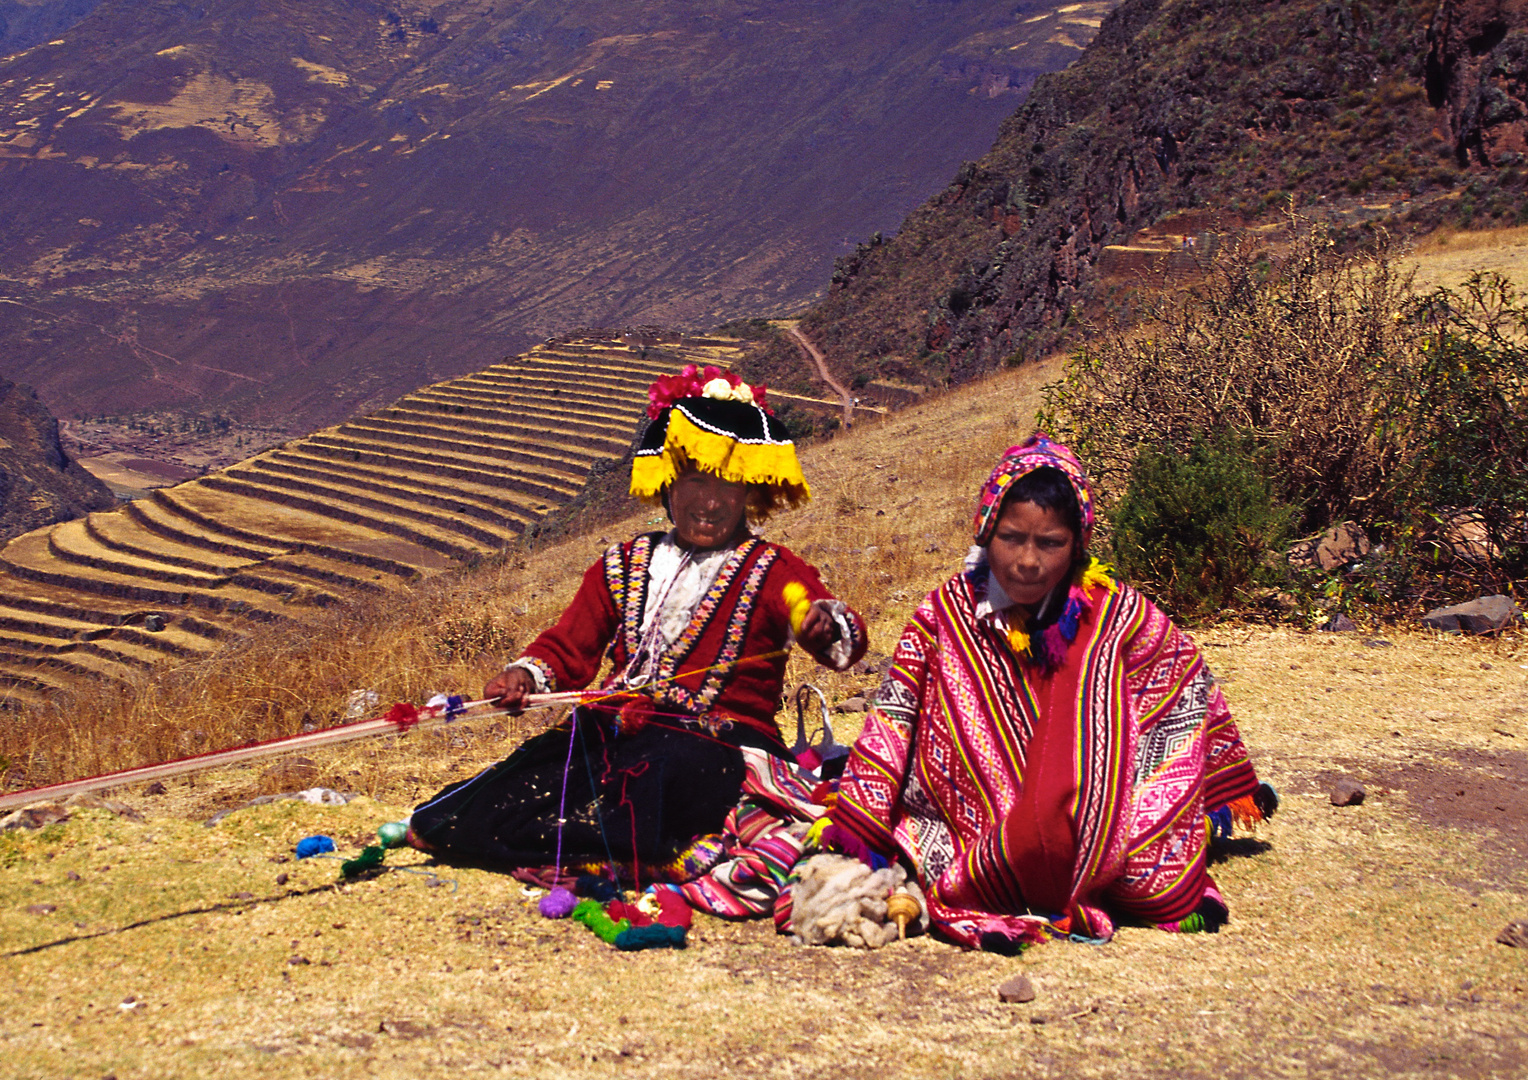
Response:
826,434,1276,949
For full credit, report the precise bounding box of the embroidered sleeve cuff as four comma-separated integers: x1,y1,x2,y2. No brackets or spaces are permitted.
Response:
504,656,556,693
818,599,857,671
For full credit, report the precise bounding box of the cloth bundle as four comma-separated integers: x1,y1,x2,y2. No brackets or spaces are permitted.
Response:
788,854,928,949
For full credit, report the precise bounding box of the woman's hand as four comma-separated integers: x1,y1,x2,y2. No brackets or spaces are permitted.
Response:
483,666,535,714
796,600,842,655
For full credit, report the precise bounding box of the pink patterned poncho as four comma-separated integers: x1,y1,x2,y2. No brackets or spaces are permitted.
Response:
830,555,1266,948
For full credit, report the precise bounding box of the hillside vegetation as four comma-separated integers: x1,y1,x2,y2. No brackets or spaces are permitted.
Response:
1040,222,1528,620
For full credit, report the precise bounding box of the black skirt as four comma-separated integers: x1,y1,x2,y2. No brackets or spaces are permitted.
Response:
411,709,766,879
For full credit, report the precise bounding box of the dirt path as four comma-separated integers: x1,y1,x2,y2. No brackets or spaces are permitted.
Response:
785,324,854,428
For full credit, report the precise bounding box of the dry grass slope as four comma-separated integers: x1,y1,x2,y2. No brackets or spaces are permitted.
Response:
1,355,1524,1078
0,335,745,707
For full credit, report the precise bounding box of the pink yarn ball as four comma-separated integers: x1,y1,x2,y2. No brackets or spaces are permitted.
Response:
539,886,577,918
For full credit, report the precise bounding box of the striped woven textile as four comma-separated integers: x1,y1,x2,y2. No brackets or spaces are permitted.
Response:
667,746,826,919
832,568,1262,947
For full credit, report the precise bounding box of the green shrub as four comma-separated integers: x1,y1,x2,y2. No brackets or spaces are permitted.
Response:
1108,435,1299,620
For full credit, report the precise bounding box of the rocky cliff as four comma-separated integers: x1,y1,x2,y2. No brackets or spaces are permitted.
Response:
1428,0,1528,165
0,378,114,540
761,0,1525,395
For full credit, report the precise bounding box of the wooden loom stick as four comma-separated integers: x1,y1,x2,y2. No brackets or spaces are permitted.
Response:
0,646,794,812
0,692,583,813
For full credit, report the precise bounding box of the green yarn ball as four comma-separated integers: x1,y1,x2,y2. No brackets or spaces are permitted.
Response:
377,821,409,848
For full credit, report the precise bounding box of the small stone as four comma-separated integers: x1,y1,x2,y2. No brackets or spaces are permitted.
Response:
1288,521,1369,570
276,873,289,886
229,891,255,901
288,955,311,965
66,871,80,881
144,782,167,796
0,804,69,832
1421,595,1520,635
26,903,57,915
1319,613,1358,632
997,974,1037,1003
1330,778,1366,806
1496,920,1528,948
63,793,142,821
143,614,166,632
835,696,869,713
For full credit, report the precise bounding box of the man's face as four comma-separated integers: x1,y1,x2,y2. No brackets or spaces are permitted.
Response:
668,467,748,549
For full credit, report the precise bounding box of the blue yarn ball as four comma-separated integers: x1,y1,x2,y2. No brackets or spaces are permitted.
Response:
295,835,335,859
538,887,578,918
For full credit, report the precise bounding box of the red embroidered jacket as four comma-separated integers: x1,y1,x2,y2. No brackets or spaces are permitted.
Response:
519,533,867,744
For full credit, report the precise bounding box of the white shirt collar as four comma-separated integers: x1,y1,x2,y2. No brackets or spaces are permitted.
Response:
968,546,1016,622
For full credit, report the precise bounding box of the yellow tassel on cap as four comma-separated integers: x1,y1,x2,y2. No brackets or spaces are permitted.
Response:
630,408,811,505
1006,626,1030,654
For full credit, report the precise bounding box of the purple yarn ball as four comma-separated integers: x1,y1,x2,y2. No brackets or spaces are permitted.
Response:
538,886,577,918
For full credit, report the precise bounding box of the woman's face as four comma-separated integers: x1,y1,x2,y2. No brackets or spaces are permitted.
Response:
667,467,748,550
986,498,1078,613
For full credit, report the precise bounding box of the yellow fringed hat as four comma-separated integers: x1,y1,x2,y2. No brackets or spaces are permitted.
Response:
631,366,810,511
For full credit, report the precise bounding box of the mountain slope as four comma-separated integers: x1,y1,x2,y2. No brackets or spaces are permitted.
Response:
767,0,1527,392
0,0,1112,432
0,377,114,540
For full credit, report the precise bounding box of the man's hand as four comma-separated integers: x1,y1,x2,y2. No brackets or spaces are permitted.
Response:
483,666,535,714
796,600,842,655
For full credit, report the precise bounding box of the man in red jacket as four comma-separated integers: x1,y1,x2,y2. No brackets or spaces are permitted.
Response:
409,366,866,890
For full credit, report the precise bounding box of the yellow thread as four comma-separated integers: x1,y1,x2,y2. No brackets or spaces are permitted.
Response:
805,817,831,847
571,648,792,711
783,581,811,634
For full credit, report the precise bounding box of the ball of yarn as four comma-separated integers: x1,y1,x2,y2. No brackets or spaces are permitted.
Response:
376,821,408,849
295,835,335,859
538,886,578,918
340,845,386,878
615,923,688,951
784,582,811,633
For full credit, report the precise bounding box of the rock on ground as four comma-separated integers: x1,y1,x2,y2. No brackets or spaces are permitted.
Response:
1421,595,1519,635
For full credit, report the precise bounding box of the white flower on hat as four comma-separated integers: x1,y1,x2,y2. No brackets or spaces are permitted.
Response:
702,377,757,404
